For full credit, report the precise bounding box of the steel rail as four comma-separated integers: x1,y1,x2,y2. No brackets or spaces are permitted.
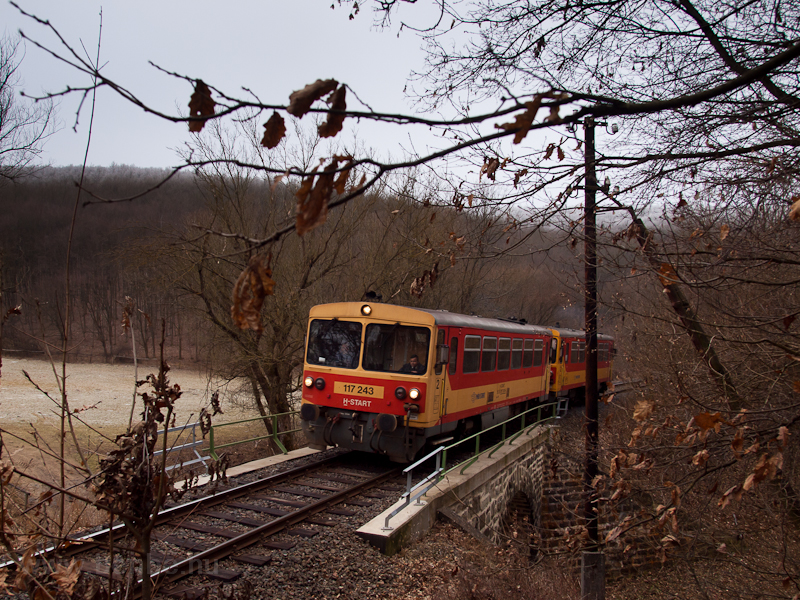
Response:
0,452,350,568
143,466,401,598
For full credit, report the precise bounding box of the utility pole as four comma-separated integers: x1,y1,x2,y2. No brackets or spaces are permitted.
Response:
581,116,604,600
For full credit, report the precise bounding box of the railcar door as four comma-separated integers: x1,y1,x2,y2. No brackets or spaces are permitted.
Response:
432,328,449,424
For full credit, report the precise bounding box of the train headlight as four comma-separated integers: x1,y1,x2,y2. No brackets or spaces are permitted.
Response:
314,377,326,390
304,376,314,388
361,304,372,316
394,386,407,400
409,388,420,400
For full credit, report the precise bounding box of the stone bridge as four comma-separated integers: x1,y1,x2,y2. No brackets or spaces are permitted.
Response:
357,423,659,576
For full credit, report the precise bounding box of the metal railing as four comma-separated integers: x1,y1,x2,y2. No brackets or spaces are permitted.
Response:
383,399,562,530
208,410,301,460
382,447,444,531
153,422,210,472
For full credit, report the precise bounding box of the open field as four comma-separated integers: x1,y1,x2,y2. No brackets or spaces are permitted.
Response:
0,357,255,429
0,357,302,484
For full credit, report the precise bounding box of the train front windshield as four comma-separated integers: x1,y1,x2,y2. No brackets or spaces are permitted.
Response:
306,318,430,374
363,323,430,374
306,319,362,369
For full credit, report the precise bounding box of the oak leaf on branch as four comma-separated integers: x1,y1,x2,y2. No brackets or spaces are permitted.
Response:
261,112,287,149
295,157,350,236
480,157,500,181
188,80,216,133
318,85,347,138
287,79,338,118
494,96,542,144
231,254,276,333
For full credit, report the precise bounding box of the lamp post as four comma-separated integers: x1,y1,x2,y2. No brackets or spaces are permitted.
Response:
581,116,604,600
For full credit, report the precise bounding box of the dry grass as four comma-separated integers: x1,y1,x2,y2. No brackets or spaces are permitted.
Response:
389,522,580,600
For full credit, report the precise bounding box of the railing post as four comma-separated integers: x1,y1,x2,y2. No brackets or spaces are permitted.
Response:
209,425,218,461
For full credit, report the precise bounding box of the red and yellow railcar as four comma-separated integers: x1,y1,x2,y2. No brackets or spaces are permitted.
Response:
299,302,553,462
549,328,615,400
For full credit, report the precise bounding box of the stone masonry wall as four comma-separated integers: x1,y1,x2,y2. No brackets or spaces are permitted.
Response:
443,426,662,577
446,436,547,544
539,450,662,576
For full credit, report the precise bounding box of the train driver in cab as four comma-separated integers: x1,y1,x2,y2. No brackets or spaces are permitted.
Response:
401,354,425,375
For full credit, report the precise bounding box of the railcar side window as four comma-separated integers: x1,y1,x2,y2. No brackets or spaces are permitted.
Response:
363,323,430,374
435,329,446,375
463,335,481,373
511,339,523,369
497,338,511,370
449,337,459,374
306,319,362,369
482,337,497,372
523,339,534,368
533,339,544,367
571,341,586,363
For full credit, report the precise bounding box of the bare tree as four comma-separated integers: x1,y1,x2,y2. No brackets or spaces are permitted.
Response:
0,34,53,183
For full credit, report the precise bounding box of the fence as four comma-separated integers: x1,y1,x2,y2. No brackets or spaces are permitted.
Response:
153,422,210,471
208,410,301,460
382,400,561,530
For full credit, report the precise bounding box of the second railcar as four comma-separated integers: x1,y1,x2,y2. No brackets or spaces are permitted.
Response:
549,327,615,401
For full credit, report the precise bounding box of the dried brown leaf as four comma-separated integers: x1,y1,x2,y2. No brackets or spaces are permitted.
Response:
494,96,542,144
691,449,709,466
480,157,500,181
231,254,275,333
318,85,347,138
778,426,789,449
296,158,348,236
333,164,353,195
261,111,286,149
51,560,82,595
692,411,725,431
287,79,338,118
658,262,678,287
633,400,654,422
720,224,730,241
731,428,744,457
188,80,215,133
789,196,800,221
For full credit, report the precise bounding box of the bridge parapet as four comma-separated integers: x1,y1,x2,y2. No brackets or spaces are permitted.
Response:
357,424,551,555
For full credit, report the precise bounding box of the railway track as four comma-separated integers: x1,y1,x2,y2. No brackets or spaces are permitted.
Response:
8,452,402,599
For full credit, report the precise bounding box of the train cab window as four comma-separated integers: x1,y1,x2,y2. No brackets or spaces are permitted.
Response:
449,337,459,374
511,339,523,369
599,343,608,363
482,337,498,372
306,319,362,369
363,323,430,374
497,338,511,370
533,339,544,367
463,335,481,373
550,339,558,364
522,339,534,368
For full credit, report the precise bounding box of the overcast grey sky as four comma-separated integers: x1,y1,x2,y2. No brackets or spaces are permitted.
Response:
1,1,441,169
